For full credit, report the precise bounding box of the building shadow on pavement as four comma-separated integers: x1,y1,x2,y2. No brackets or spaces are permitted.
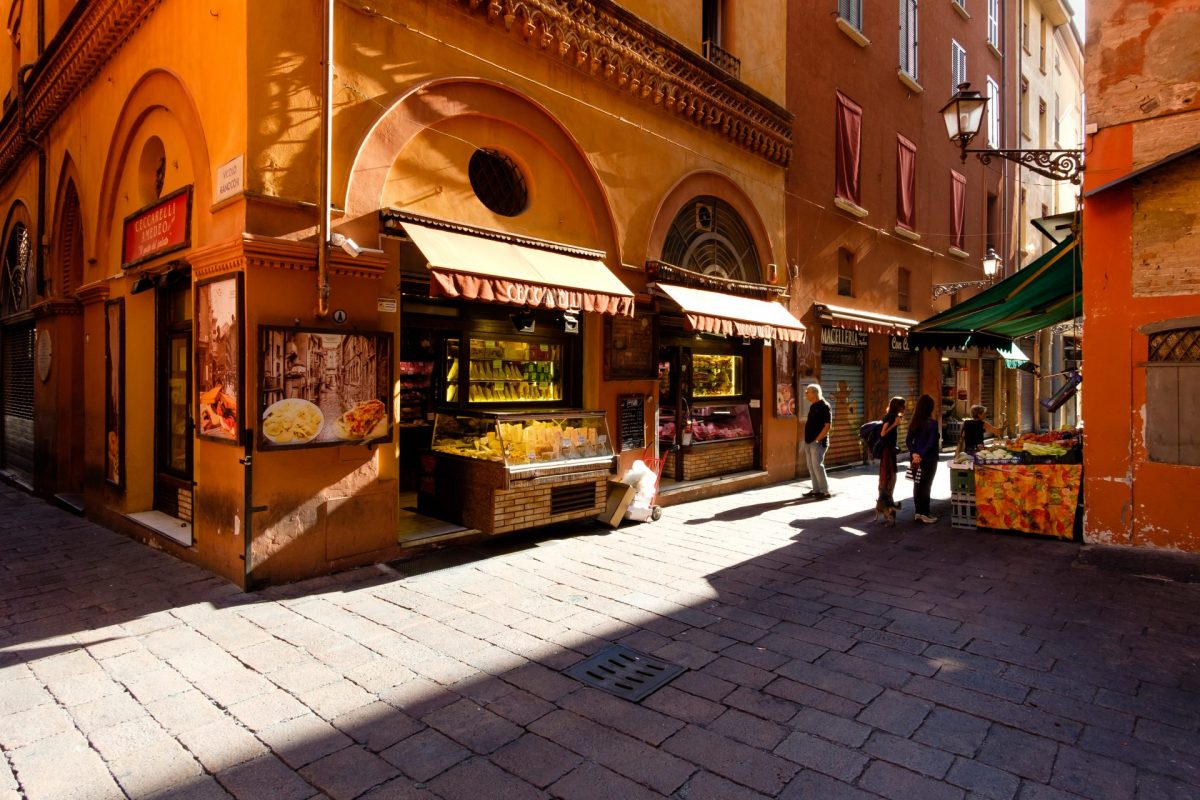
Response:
2,469,1199,800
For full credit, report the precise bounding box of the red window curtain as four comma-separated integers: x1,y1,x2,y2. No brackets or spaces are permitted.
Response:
950,171,966,250
897,136,917,231
835,92,862,205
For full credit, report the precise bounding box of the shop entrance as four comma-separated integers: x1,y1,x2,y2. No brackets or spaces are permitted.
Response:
155,276,193,522
1,323,35,484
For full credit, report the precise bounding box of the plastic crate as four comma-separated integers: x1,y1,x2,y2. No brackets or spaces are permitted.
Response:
951,491,976,529
949,465,975,495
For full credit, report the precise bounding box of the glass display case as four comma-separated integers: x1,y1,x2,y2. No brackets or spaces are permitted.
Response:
430,409,613,469
464,337,562,404
692,353,743,398
688,404,754,443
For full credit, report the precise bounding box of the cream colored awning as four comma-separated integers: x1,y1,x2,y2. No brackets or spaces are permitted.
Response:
399,220,634,316
655,283,805,342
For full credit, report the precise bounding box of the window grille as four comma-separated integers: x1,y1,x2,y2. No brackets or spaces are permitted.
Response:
1,223,31,318
469,149,528,217
1150,328,1200,363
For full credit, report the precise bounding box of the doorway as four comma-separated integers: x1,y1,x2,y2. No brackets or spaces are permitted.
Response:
155,275,193,522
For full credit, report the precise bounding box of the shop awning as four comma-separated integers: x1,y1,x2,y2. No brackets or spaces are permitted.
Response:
814,303,918,336
654,283,806,342
908,235,1081,350
397,217,634,316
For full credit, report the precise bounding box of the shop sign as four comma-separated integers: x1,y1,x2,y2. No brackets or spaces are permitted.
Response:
890,335,911,351
377,297,398,313
821,326,868,348
122,186,192,269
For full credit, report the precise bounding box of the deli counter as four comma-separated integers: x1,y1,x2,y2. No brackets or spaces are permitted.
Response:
418,410,615,534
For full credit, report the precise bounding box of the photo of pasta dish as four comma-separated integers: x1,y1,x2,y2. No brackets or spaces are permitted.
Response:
262,398,324,444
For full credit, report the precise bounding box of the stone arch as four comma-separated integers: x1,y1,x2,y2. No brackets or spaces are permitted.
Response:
94,69,212,278
0,201,33,317
343,77,619,257
647,170,777,282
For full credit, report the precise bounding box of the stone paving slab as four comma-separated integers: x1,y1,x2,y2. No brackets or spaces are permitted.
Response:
2,463,1199,799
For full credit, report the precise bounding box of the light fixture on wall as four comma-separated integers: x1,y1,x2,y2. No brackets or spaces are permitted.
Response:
561,310,579,334
130,274,156,294
940,83,1083,183
510,310,536,334
932,248,1001,300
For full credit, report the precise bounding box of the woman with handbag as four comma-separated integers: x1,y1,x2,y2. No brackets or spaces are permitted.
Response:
905,393,941,523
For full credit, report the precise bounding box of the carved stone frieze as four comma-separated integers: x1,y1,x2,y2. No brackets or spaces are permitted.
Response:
0,0,164,178
447,0,792,167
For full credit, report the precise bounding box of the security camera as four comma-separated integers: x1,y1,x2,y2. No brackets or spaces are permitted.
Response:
330,232,363,258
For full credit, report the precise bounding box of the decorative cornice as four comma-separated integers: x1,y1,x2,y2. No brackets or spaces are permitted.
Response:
32,299,83,318
74,281,111,305
447,0,792,168
189,238,246,280
242,235,384,280
0,0,163,179
646,259,784,300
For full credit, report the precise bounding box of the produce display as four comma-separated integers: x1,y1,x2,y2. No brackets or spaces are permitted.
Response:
971,429,1081,465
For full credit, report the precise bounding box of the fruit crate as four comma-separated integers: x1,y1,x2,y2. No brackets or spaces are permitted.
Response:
951,490,976,529
949,465,975,495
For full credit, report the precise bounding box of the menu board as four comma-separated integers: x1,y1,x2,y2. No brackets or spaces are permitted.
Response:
618,394,646,453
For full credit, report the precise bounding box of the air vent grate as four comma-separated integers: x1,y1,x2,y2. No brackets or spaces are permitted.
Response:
564,644,685,702
550,483,597,515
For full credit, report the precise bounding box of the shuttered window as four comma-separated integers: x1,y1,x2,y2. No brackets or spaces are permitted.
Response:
835,91,863,205
899,0,918,80
986,76,1001,147
987,0,1000,47
950,171,967,251
839,0,862,31
951,40,967,90
897,135,917,231
1146,327,1200,466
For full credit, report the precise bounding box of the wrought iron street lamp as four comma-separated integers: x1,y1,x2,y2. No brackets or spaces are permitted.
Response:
932,247,1000,299
940,83,1083,183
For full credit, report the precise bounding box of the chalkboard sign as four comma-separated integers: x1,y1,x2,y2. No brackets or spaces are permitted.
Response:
618,394,646,453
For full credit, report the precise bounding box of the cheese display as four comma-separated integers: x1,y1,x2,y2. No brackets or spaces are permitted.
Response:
430,410,613,467
464,337,562,404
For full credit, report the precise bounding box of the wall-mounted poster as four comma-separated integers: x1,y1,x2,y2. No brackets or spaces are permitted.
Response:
259,327,392,449
196,274,242,443
774,341,797,418
104,299,124,487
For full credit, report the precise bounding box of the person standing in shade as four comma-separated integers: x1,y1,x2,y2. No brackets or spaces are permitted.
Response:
803,383,832,499
878,396,906,504
905,393,941,523
955,404,1003,456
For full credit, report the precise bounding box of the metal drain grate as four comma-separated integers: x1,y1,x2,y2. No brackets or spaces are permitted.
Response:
564,644,685,702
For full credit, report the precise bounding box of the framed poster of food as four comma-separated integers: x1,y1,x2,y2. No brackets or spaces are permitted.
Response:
196,274,243,443
104,298,125,487
258,326,393,449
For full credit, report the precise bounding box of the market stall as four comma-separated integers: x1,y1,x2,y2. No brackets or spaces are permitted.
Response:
948,430,1083,539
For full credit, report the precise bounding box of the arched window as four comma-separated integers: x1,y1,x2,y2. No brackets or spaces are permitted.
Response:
661,196,762,283
1,221,31,317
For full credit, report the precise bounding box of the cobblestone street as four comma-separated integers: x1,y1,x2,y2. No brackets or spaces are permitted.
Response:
2,466,1198,800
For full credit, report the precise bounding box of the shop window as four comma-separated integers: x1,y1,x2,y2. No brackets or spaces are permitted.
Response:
1,220,30,317
1145,326,1200,466
468,148,527,217
837,248,855,297
835,91,862,206
898,267,911,312
662,196,762,283
692,353,743,398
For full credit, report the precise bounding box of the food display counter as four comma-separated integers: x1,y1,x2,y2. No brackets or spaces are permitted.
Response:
658,403,755,481
950,430,1083,539
418,410,615,534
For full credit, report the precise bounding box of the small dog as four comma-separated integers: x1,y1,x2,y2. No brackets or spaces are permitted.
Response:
874,491,898,526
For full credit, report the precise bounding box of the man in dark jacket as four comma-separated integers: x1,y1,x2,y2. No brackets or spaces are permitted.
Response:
803,383,832,498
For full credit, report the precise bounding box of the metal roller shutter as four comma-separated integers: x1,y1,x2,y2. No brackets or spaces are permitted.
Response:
1020,371,1035,433
2,324,36,480
981,359,996,414
888,351,920,447
821,347,866,467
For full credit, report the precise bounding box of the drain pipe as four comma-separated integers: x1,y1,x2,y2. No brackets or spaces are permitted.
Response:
17,64,47,296
316,0,333,318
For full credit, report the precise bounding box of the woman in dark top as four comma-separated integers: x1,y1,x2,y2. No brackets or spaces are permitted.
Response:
905,393,941,523
878,396,906,502
956,404,1003,455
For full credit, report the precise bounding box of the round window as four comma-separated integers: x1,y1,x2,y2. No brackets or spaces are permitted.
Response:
469,149,528,217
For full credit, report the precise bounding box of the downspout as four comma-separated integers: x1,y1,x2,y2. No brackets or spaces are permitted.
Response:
17,64,46,296
316,0,333,318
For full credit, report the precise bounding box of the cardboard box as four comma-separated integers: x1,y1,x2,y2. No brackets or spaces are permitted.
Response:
599,480,636,528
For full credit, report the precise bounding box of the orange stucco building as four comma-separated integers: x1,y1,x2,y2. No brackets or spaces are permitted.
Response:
1082,0,1200,552
0,0,808,586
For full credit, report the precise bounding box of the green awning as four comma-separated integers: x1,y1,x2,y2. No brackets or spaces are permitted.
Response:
998,342,1029,367
909,235,1080,350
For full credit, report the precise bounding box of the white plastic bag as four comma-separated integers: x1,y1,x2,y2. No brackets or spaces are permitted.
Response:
622,459,659,521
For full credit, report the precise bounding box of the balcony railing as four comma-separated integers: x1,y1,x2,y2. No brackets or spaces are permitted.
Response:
703,39,741,80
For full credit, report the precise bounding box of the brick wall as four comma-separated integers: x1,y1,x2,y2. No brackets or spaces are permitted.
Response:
484,469,608,534
665,440,756,481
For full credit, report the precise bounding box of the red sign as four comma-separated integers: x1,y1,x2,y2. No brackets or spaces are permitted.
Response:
122,187,191,268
